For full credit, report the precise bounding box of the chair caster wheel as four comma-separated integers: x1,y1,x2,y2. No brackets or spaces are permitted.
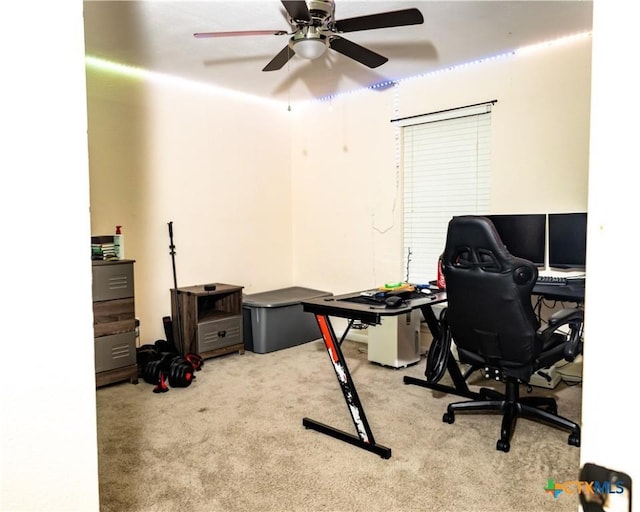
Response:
496,439,510,452
568,433,580,447
442,412,455,424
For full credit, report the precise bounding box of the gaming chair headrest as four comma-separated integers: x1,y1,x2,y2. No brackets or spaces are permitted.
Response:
443,215,537,284
443,216,510,269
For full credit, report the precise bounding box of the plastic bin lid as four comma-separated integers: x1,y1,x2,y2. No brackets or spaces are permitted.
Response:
243,286,331,308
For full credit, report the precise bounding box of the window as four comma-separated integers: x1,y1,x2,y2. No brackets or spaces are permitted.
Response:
399,102,493,284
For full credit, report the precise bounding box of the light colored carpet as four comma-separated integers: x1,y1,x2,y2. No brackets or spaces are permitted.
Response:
96,339,582,512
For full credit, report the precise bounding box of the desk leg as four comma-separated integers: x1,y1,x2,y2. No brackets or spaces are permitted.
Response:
403,304,483,400
302,314,392,459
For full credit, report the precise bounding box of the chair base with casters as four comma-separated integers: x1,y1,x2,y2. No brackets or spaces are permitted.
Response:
442,374,581,452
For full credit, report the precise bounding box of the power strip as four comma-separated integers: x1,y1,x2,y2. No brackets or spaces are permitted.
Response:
528,365,561,389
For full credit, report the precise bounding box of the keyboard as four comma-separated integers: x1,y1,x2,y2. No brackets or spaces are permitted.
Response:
536,275,568,286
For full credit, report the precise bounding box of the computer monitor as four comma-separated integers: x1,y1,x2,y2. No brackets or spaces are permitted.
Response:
548,212,587,270
487,214,546,266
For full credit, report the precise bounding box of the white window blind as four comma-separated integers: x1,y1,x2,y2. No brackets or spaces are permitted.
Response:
400,102,493,284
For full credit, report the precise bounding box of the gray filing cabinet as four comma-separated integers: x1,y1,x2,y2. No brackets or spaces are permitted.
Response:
92,260,138,387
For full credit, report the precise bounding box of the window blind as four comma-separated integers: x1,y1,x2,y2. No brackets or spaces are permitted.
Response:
401,103,493,284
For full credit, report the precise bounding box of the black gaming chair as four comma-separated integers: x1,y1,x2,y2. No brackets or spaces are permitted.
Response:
440,215,583,452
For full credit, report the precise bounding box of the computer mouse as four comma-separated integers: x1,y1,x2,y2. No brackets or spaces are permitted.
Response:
384,295,404,308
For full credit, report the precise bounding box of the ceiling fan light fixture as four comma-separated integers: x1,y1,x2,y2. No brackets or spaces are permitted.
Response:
290,26,328,60
293,38,328,60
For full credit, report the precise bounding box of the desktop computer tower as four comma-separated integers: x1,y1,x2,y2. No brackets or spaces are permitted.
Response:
367,310,421,368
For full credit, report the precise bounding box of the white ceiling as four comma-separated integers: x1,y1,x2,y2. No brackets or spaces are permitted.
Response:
83,1,593,103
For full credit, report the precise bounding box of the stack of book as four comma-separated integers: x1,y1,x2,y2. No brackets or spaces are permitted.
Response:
91,235,117,261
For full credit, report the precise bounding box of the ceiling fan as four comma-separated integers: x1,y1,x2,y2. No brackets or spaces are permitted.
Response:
194,0,424,71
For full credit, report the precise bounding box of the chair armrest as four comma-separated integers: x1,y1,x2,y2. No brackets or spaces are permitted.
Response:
548,308,584,327
538,307,584,362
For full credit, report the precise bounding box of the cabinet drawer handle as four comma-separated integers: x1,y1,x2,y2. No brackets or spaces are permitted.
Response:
218,330,226,338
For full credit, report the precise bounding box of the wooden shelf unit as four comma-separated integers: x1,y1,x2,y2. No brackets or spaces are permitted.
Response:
171,283,244,359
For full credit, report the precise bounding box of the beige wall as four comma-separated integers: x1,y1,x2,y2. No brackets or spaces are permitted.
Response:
87,70,293,342
290,91,400,294
291,35,592,296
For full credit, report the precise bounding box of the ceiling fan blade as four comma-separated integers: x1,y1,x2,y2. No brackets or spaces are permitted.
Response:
329,37,388,68
281,1,311,23
335,8,424,33
194,30,287,38
263,45,296,72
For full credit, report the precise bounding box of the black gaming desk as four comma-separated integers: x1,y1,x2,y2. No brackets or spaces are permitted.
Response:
301,289,447,458
301,281,585,458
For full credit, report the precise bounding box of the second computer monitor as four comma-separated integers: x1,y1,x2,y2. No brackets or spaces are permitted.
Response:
487,214,546,266
548,212,587,270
